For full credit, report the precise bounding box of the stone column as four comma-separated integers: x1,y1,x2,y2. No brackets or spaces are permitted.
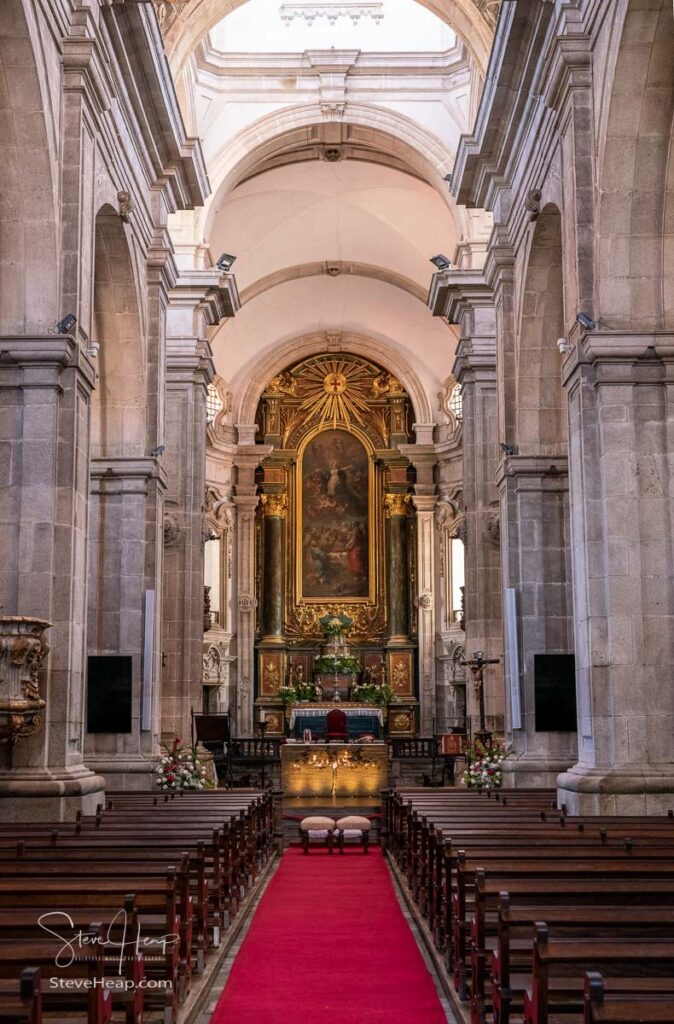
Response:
161,272,238,744
232,444,272,737
161,335,212,743
447,284,504,735
260,493,288,642
384,494,410,641
497,456,577,785
84,457,166,788
0,336,105,819
558,333,674,813
413,495,438,735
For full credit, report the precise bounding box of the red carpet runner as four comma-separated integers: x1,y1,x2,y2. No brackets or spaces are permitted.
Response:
211,848,447,1024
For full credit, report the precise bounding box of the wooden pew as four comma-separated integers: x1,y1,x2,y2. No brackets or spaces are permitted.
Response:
489,895,674,1024
583,972,674,1024
0,967,42,1024
524,924,674,1024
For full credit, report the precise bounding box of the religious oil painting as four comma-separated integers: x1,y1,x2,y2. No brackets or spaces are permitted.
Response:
300,429,370,600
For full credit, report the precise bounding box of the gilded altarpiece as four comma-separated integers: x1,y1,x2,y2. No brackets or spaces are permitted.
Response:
254,354,418,735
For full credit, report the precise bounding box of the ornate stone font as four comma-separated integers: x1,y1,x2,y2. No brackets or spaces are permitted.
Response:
0,616,50,744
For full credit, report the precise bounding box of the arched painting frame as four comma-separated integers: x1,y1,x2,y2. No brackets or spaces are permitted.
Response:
296,426,376,604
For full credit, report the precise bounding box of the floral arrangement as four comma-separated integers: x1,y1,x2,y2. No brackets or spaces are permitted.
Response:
314,654,360,676
278,681,321,704
460,739,511,790
352,680,394,707
156,737,213,791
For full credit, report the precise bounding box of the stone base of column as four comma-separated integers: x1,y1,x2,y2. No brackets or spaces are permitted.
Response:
502,755,575,790
557,764,674,815
84,755,157,793
0,765,106,821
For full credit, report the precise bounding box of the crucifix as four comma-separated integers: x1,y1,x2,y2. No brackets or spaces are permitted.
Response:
461,650,500,744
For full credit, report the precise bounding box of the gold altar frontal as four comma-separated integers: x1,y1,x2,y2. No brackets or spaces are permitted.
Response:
281,742,389,798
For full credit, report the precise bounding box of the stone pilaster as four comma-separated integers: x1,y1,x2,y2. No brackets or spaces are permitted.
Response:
84,457,166,788
233,445,272,736
558,332,674,813
161,272,238,743
443,278,504,735
497,456,577,786
0,336,105,819
413,495,438,735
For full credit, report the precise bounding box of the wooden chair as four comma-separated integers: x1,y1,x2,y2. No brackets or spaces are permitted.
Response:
326,709,348,741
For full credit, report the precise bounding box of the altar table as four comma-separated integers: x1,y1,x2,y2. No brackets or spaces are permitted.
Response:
281,742,389,798
288,703,384,739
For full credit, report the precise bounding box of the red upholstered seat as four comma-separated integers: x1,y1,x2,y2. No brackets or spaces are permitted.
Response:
326,708,348,740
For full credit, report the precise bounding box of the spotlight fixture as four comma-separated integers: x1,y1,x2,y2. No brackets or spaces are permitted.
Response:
576,312,597,331
49,313,77,335
499,441,519,456
151,445,165,457
443,173,452,185
216,253,236,273
430,255,451,271
85,341,100,359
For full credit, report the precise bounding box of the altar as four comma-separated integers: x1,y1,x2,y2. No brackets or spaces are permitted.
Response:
281,742,389,798
288,703,384,739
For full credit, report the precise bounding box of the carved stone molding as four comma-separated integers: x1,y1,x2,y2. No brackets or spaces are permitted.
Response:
238,593,257,613
486,502,500,546
163,509,182,547
280,2,384,25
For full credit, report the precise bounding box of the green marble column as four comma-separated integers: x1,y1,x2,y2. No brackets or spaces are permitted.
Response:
261,493,287,641
385,493,410,641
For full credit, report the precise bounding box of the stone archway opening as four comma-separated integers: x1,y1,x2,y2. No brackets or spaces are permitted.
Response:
501,201,577,788
91,206,146,459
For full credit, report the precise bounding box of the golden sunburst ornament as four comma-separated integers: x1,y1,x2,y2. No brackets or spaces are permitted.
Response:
299,357,373,431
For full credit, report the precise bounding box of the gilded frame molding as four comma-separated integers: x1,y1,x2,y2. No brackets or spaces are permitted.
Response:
294,422,379,606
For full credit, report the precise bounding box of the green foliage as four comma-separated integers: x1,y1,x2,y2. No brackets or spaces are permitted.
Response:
314,654,360,675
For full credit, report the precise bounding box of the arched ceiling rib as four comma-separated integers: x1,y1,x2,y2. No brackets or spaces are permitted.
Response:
158,0,497,78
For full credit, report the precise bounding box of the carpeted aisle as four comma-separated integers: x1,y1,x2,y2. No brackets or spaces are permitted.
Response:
210,848,448,1024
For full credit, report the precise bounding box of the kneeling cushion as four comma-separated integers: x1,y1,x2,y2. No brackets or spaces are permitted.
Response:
336,815,371,831
300,816,336,832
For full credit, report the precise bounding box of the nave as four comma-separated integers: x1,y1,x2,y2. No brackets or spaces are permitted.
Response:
3,785,674,1024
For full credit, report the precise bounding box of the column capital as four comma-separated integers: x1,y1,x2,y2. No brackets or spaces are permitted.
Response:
168,269,240,322
412,494,438,514
496,455,569,497
166,337,214,388
452,335,497,385
562,331,674,388
260,493,288,518
428,269,494,320
384,493,412,518
0,335,96,391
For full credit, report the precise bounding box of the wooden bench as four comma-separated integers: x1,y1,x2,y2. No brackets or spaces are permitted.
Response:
583,972,674,1024
524,925,674,1024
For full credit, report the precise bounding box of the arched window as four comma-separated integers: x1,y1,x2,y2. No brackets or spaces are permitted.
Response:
206,383,223,424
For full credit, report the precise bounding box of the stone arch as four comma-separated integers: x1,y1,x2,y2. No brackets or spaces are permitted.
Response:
597,0,674,330
91,206,146,458
235,331,435,432
0,0,59,334
239,263,426,307
517,204,566,455
163,0,494,80
200,104,469,240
